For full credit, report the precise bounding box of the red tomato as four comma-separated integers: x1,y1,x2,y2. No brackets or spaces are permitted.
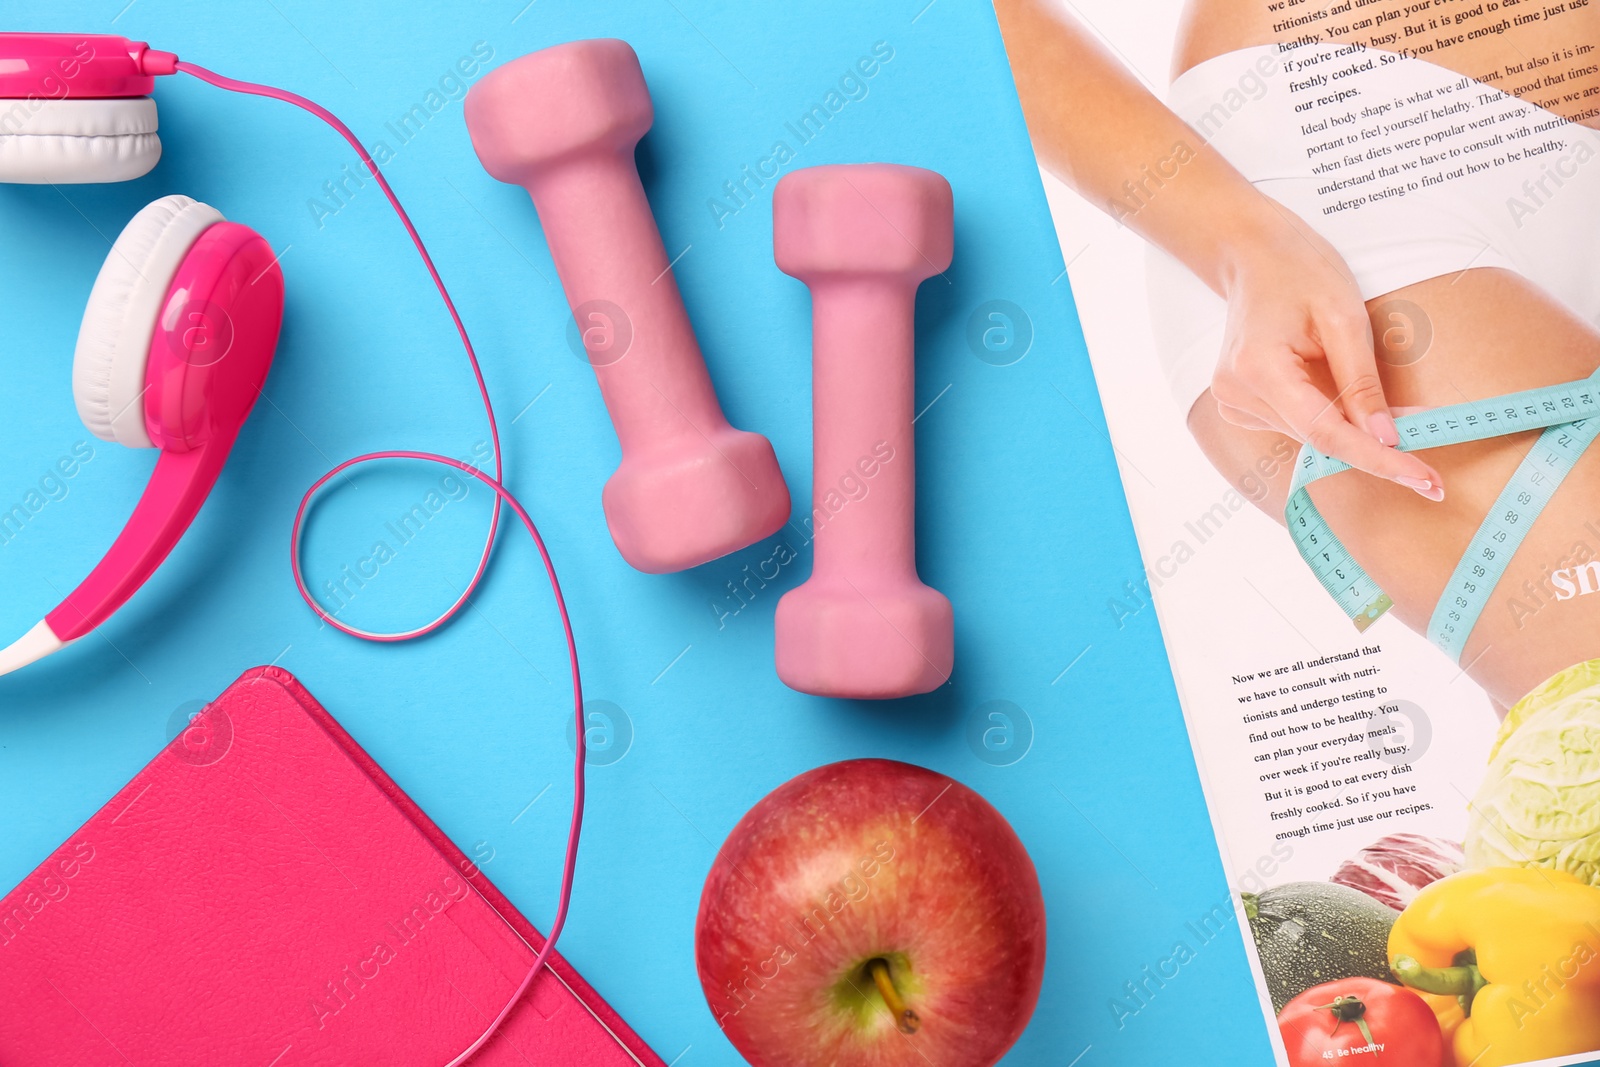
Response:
1278,978,1444,1067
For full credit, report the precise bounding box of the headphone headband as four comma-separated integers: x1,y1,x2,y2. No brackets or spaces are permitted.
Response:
0,33,174,99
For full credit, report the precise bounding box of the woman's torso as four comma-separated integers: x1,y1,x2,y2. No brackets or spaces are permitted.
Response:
1173,0,1600,706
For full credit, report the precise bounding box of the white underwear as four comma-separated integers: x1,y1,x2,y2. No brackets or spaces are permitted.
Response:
1149,42,1600,414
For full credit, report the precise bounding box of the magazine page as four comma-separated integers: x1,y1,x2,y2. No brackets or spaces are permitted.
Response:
994,1,1600,1065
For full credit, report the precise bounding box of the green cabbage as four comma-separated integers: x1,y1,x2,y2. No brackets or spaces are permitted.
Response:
1466,659,1600,886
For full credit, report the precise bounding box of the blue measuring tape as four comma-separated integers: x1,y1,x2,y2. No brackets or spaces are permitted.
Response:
1286,372,1600,662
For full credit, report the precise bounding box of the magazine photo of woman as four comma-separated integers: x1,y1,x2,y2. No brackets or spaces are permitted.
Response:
995,0,1600,713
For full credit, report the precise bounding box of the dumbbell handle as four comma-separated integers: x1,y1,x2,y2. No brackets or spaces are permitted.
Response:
525,152,724,449
807,279,919,575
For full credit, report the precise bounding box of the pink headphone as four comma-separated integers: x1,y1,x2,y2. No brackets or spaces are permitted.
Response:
0,33,583,1066
0,36,286,671
0,196,284,670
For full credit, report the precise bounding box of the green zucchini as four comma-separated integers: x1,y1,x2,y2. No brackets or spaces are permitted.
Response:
1243,881,1397,1013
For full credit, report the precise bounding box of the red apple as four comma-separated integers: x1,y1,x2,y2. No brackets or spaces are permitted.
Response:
695,759,1046,1066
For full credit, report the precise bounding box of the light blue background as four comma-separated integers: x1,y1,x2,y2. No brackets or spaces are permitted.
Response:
0,2,1272,1064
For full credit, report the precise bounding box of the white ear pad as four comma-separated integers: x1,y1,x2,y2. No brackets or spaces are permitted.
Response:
0,97,161,184
73,195,226,448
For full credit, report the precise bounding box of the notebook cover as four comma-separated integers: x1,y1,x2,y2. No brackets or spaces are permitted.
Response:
0,666,665,1067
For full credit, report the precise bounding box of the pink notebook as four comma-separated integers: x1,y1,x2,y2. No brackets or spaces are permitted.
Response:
0,667,665,1067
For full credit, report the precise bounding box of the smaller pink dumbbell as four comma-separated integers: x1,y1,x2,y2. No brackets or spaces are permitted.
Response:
773,164,954,700
464,39,790,573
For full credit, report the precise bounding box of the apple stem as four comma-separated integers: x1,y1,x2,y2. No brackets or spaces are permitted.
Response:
867,958,921,1035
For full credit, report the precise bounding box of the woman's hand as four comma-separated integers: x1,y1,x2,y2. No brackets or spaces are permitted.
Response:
1211,211,1445,500
994,0,1443,500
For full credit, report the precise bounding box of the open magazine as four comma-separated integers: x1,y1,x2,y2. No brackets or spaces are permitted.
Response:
995,2,1600,1065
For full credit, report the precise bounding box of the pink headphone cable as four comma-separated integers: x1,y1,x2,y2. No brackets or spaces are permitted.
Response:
171,58,586,1066
170,58,502,645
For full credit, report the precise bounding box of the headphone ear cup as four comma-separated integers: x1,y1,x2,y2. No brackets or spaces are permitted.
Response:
0,98,161,184
73,195,225,448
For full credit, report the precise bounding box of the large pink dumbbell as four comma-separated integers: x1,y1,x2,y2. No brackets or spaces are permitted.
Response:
464,40,790,573
773,164,954,699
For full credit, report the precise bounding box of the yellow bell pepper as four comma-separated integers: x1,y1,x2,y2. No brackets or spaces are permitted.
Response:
1389,867,1600,1067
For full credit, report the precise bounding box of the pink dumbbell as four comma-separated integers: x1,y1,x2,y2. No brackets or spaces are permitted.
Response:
772,164,954,699
464,39,790,573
